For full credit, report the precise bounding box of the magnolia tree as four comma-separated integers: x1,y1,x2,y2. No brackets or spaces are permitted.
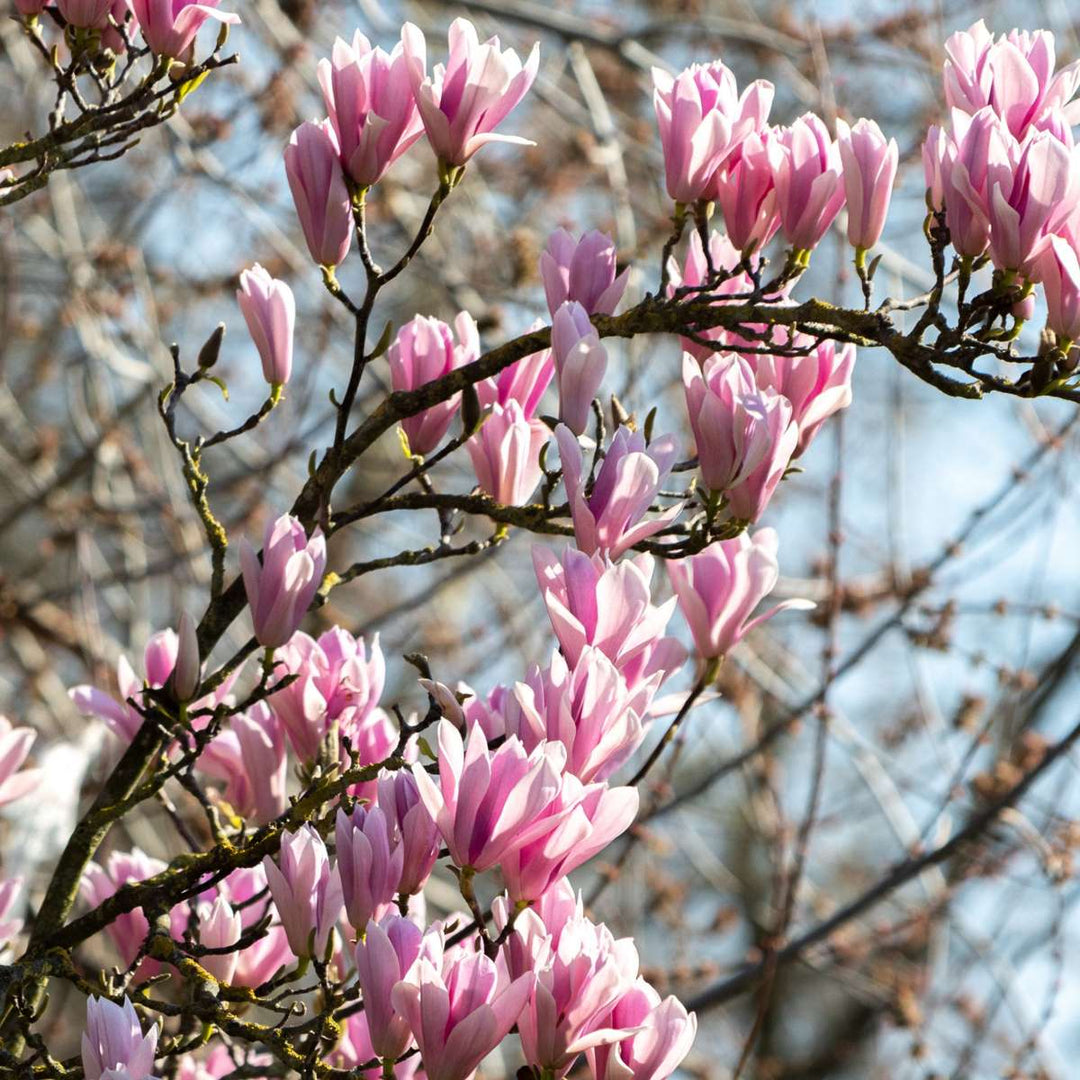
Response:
1,3,1080,1078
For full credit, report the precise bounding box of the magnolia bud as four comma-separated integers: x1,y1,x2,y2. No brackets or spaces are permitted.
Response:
172,611,201,703
197,323,225,369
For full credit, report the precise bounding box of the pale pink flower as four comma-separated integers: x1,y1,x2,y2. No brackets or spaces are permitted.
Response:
710,129,780,254
355,915,424,1060
0,715,41,807
836,118,898,251
376,769,441,896
551,301,608,436
540,229,629,316
82,996,158,1080
237,264,294,388
467,400,549,506
284,120,353,270
336,805,403,933
1038,234,1080,343
195,896,242,984
474,335,553,420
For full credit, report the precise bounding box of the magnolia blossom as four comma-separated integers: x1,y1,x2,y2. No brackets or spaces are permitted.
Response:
354,916,423,1061
540,229,629,316
262,824,343,959
0,715,41,807
943,21,1080,139
556,425,681,560
667,529,813,659
1038,235,1080,343
411,719,565,872
82,996,158,1080
388,312,480,456
401,18,539,167
130,0,239,59
767,113,846,252
237,264,295,388
587,980,698,1080
923,125,948,211
318,31,424,188
195,897,242,984
551,301,608,436
711,129,780,254
390,927,534,1080
532,545,684,688
284,120,353,270
939,107,1010,258
475,338,553,419
217,865,294,988
376,769,441,896
56,0,112,28
240,514,326,649
197,704,287,825
836,118,898,252
267,628,384,763
682,353,798,521
652,62,772,204
336,805,403,933
467,400,549,506
506,647,657,783
749,337,855,457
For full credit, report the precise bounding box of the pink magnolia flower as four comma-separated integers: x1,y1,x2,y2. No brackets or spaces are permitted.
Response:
467,400,549,506
836,118,898,252
652,62,773,205
506,647,657,783
0,715,41,807
81,849,188,975
195,896,242,984
318,31,424,189
336,805,403,934
1038,235,1080,343
942,107,1013,258
0,877,24,951
82,996,158,1080
532,545,685,689
130,0,238,59
551,301,608,436
710,129,780,255
682,353,798,520
587,980,698,1080
494,878,579,980
261,824,343,960
390,927,534,1080
499,771,639,903
748,337,855,457
401,17,540,167
556,425,682,560
237,264,294,388
355,915,424,1060
665,229,753,362
330,1011,423,1078
411,718,565,873
240,513,327,649
217,866,293,988
922,125,948,211
268,628,385,764
667,528,814,659
388,312,480,456
284,120,353,270
985,130,1077,275
943,21,1080,139
171,611,200,703
377,770,440,896
516,909,641,1077
767,113,846,252
56,0,112,28
540,229,629,316
475,335,553,419
197,703,287,825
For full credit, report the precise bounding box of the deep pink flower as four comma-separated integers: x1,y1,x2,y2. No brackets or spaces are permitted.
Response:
268,628,384,764
551,301,608,436
767,113,846,252
240,513,326,649
587,980,698,1080
131,0,238,59
467,400,549,506
652,62,772,205
401,18,539,167
836,118,898,251
318,31,424,188
336,805,403,934
355,916,423,1060
532,544,684,689
376,770,440,896
390,926,533,1080
556,425,681,560
475,333,552,420
411,719,565,872
540,229,629,316
667,528,813,659
237,264,294,388
284,120,353,270
82,996,158,1080
261,824,343,960
388,313,479,456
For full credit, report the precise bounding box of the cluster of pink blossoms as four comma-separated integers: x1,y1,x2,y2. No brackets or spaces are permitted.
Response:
922,21,1080,346
14,0,239,62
